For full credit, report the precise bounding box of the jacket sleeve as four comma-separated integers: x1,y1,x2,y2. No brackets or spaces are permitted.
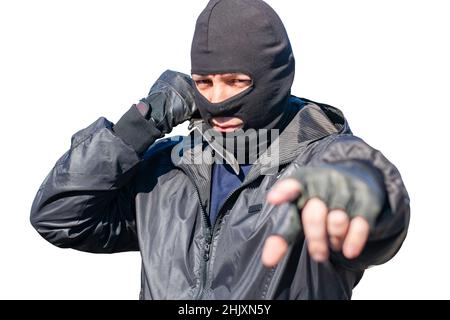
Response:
319,134,410,271
30,105,162,253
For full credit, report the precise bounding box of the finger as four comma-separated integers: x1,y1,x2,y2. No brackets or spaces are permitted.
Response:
262,235,289,268
327,209,350,251
267,179,302,205
302,198,328,262
342,216,370,259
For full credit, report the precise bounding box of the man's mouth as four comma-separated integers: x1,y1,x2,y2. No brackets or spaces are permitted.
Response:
213,124,243,132
211,118,244,132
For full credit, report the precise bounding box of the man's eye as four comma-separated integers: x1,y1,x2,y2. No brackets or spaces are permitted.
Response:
195,80,212,86
230,79,252,86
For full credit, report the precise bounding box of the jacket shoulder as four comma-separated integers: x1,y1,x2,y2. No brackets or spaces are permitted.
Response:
291,96,352,135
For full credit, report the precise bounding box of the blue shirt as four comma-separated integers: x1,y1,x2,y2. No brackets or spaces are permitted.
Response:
209,163,252,226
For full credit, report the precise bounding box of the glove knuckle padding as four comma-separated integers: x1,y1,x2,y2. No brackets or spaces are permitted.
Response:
290,163,384,227
328,173,352,211
348,178,383,226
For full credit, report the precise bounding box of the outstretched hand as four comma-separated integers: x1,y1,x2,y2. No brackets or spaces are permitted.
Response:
261,163,385,267
262,178,370,267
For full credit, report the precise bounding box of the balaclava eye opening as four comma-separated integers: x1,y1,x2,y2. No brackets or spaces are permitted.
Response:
190,0,295,131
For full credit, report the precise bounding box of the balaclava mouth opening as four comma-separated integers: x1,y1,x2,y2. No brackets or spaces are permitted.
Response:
190,0,296,164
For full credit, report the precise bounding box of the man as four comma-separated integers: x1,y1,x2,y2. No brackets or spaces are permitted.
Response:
30,0,410,299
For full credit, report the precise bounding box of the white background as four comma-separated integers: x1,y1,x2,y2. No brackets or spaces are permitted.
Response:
0,0,449,299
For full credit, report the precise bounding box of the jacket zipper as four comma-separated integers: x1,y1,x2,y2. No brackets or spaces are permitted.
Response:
199,171,261,299
200,162,294,299
180,158,297,299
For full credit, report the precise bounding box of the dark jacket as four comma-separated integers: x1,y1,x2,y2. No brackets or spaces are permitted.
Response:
30,96,410,299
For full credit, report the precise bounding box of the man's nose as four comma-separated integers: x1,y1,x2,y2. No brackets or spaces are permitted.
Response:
210,84,227,103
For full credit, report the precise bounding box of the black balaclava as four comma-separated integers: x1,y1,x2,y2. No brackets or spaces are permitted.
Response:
191,0,295,131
